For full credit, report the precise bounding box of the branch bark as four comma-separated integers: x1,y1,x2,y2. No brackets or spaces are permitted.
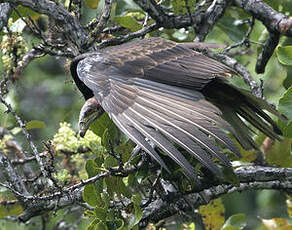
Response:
2,0,88,53
234,0,292,36
0,3,12,30
140,166,292,227
5,165,291,223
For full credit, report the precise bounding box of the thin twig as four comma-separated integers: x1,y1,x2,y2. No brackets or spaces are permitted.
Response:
87,0,113,48
223,17,255,54
0,84,48,179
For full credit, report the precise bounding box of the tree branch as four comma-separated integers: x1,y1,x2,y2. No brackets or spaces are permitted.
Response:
194,0,232,41
2,0,88,53
133,0,206,29
96,23,160,49
194,47,263,98
0,82,49,179
255,32,280,74
87,0,113,48
234,0,292,73
140,166,292,227
0,2,12,30
2,163,289,223
234,0,292,36
0,150,29,196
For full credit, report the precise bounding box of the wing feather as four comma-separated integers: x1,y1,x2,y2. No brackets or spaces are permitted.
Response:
97,78,238,177
120,112,198,179
111,113,170,173
135,87,240,157
74,37,278,179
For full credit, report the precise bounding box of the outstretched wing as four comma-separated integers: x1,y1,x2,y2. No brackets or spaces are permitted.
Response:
75,38,240,179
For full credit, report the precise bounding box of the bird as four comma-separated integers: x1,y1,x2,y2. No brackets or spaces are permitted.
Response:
70,37,286,179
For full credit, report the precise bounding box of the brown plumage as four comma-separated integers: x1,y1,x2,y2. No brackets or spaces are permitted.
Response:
70,37,286,179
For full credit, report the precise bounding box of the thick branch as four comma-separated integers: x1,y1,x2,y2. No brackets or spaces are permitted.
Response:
0,3,11,30
255,32,280,74
5,165,291,223
133,0,167,25
2,0,88,53
18,188,83,222
140,166,292,227
234,0,292,36
14,48,45,77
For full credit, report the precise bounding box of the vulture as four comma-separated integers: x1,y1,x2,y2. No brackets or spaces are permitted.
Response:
70,37,286,179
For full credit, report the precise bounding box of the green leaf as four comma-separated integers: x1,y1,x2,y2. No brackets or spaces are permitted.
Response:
95,155,104,168
101,193,110,209
0,203,23,218
216,12,248,43
10,127,22,135
221,214,247,230
83,184,101,206
222,166,240,187
283,121,292,138
105,176,117,198
171,0,196,15
12,6,40,21
286,196,292,218
95,178,104,194
117,178,132,198
115,141,134,162
26,120,46,130
103,155,118,168
84,0,100,9
95,207,107,221
128,174,138,187
90,113,115,137
278,86,292,120
114,16,142,32
199,198,225,230
283,66,292,89
101,129,112,151
86,159,100,178
96,222,107,230
115,219,125,230
276,46,292,66
87,218,100,230
188,223,195,230
128,194,142,229
265,138,292,167
90,113,119,148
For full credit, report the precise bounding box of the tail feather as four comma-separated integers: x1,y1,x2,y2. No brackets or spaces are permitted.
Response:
203,80,285,151
238,106,280,140
238,88,287,123
219,105,259,150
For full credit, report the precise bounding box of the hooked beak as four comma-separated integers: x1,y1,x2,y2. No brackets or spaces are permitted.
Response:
78,97,104,137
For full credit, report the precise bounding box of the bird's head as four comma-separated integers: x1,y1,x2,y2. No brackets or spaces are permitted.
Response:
78,97,104,137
